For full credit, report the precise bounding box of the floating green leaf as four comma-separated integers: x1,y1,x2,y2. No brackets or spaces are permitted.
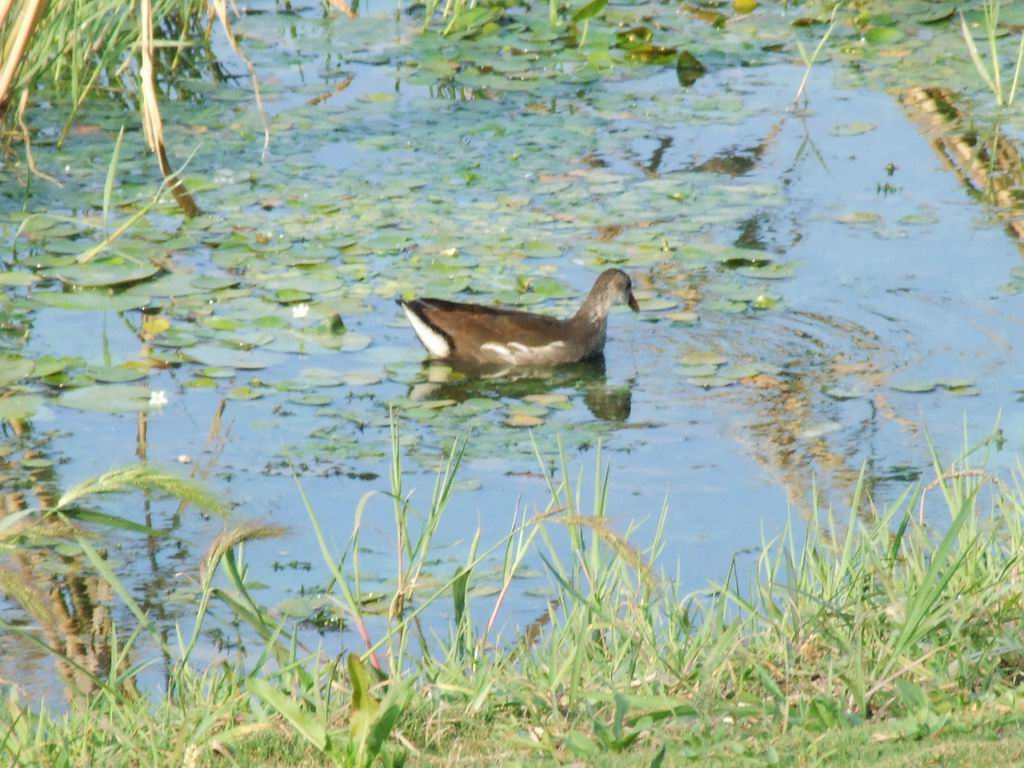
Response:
31,291,151,312
0,358,35,386
340,371,382,386
53,256,161,287
823,385,864,400
892,381,937,394
227,386,264,400
0,272,41,286
57,384,153,413
0,395,44,420
865,26,904,45
289,393,332,406
680,352,727,366
86,365,148,383
831,122,877,136
275,288,311,304
835,211,881,225
507,412,544,427
186,344,278,370
338,333,372,352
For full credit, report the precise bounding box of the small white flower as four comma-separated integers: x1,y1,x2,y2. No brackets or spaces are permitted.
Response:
149,390,168,408
292,303,310,319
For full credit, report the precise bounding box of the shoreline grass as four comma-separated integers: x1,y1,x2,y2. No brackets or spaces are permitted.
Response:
2,428,1024,765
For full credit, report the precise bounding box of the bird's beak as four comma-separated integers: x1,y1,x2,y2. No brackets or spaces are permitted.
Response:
627,292,640,313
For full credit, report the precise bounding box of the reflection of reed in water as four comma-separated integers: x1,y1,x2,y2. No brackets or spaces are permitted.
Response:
741,94,1024,514
633,113,915,520
0,315,234,700
740,309,898,517
901,87,1024,242
0,418,136,700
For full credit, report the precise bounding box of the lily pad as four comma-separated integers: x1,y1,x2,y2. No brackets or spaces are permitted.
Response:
831,122,877,136
338,333,372,352
946,385,980,397
898,213,939,226
413,399,456,411
57,384,153,413
53,257,161,287
0,357,35,386
915,3,954,23
201,367,236,379
227,386,264,400
0,272,41,286
21,458,53,469
638,298,678,312
835,212,881,225
30,356,80,378
275,288,311,304
299,368,348,387
524,393,570,407
718,364,764,380
736,264,795,280
751,294,780,310
31,290,151,312
864,26,904,45
665,311,699,324
507,412,544,428
339,371,382,386
938,378,974,390
891,381,937,394
823,385,864,400
86,365,148,383
186,344,279,370
678,364,720,378
680,352,727,366
289,393,332,406
0,395,44,420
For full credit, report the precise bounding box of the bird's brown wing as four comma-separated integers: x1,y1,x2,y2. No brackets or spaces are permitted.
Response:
412,298,570,356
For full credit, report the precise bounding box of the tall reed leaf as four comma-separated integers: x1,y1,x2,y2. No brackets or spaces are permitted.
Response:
102,125,124,234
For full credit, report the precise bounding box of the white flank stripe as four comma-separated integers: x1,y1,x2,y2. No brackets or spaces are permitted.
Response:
487,340,567,364
402,305,450,358
480,342,517,363
517,341,565,353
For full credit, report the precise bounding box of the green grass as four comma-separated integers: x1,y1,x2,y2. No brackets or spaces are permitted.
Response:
226,707,1024,766
3,425,1024,766
959,0,1024,108
1,0,210,138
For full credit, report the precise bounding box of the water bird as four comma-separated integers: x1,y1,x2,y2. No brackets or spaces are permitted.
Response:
398,268,639,366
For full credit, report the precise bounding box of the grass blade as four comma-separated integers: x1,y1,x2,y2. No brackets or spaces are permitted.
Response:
102,125,124,233
246,677,326,750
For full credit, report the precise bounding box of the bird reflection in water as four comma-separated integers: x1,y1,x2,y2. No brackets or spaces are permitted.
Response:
408,355,633,423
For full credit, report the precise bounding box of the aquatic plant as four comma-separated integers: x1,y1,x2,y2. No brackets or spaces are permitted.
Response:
792,4,842,106
0,0,262,211
2,425,1024,764
959,0,1024,108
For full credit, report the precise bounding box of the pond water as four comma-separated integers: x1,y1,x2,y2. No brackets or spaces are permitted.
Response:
3,0,1024,696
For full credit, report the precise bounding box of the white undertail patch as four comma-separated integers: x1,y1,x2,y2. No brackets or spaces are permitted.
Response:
402,305,450,358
